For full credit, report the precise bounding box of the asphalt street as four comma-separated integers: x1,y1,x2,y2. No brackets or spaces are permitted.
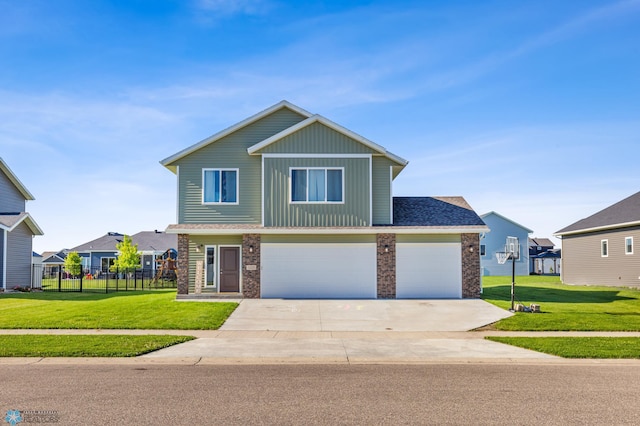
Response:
2,363,640,425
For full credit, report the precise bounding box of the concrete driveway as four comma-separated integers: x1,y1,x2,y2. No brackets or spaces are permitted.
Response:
220,299,513,332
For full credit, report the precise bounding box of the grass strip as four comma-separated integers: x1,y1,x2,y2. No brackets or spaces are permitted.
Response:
481,276,640,331
0,290,237,329
0,335,195,357
486,336,640,358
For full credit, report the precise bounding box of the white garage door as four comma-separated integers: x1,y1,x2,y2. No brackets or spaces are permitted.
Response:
261,243,377,298
396,243,462,299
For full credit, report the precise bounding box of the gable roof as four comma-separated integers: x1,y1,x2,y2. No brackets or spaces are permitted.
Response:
392,197,486,227
130,231,177,253
0,212,44,235
69,232,124,252
247,114,408,166
529,237,555,247
480,211,533,233
0,157,35,201
160,101,313,172
42,251,67,264
555,191,640,236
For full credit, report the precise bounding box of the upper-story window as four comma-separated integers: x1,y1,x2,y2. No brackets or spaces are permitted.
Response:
625,237,634,255
601,239,608,257
203,169,238,204
290,168,343,203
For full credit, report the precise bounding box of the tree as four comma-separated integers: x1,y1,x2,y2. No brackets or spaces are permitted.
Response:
112,235,141,272
64,252,82,277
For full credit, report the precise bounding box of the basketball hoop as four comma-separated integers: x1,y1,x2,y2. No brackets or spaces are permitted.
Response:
496,251,511,265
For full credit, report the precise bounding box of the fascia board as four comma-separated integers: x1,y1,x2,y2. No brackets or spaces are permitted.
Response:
6,213,44,236
165,225,490,235
0,158,35,200
480,211,533,233
554,220,640,237
160,101,313,171
248,115,409,166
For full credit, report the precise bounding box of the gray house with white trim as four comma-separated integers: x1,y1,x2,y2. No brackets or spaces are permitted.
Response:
161,101,488,299
0,158,44,290
555,191,640,287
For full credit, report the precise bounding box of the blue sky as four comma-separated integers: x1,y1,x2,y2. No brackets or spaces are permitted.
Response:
1,0,639,253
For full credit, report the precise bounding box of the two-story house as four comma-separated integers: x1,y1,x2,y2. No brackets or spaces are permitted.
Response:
161,101,488,299
0,157,44,290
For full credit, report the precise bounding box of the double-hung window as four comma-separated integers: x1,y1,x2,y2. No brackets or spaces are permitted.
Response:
601,239,608,257
291,168,343,203
203,169,238,204
626,237,634,255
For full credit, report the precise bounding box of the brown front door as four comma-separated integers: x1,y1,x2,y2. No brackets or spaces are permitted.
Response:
219,247,240,292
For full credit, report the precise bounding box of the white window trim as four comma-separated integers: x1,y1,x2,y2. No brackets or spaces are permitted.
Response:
100,256,116,272
601,239,609,258
289,167,345,204
625,237,634,255
204,245,217,288
202,168,239,205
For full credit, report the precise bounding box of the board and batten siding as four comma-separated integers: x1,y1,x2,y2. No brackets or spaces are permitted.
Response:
371,157,394,225
561,226,640,287
256,122,378,155
5,221,33,288
263,157,370,227
0,172,26,212
176,108,307,224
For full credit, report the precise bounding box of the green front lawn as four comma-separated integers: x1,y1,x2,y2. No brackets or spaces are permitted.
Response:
486,336,640,359
0,335,194,357
482,276,640,331
0,290,237,329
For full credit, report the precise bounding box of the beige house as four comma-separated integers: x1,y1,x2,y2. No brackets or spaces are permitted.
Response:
555,191,640,287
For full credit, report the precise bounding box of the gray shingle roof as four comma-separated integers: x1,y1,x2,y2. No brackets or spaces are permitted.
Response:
392,197,486,227
529,238,555,247
130,231,177,252
556,191,640,235
70,232,124,252
69,231,177,253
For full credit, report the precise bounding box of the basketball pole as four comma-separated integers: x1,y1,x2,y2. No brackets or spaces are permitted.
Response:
510,253,516,312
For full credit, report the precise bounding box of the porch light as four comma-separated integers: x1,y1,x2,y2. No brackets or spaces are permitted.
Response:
249,245,254,253
384,245,389,253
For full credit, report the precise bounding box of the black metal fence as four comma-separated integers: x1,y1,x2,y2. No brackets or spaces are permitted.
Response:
34,264,177,293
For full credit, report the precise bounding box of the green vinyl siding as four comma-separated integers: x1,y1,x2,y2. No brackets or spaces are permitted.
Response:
262,234,376,244
175,108,306,224
397,234,461,243
264,157,370,227
372,157,393,225
187,235,242,293
257,122,378,154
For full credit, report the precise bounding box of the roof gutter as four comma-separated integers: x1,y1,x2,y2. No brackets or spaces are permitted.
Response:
554,220,640,237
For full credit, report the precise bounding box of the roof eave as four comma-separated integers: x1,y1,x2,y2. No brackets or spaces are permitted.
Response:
554,220,640,237
0,158,35,200
165,225,489,235
160,101,313,169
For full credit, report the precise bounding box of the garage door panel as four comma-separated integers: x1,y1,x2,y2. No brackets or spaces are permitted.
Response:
397,243,461,299
261,243,376,299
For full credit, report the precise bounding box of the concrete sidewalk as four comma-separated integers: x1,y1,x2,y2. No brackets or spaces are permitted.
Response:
5,329,640,364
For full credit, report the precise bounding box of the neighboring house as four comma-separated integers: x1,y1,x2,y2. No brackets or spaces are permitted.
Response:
555,191,640,287
160,100,488,299
0,157,44,290
41,251,67,278
67,231,177,274
479,212,531,276
528,237,561,275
